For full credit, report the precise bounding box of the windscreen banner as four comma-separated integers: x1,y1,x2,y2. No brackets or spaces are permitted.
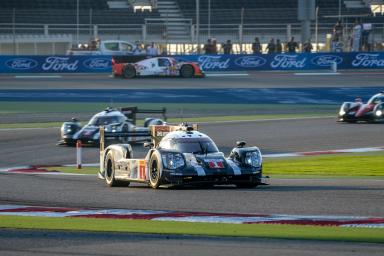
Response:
0,52,384,73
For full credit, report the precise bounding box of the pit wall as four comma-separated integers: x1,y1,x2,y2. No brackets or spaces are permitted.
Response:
1,52,383,73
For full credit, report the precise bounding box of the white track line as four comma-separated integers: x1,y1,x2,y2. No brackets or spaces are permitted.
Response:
206,73,249,77
294,72,340,76
14,75,62,79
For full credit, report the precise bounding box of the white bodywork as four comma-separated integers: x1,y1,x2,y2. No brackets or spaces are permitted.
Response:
133,57,184,76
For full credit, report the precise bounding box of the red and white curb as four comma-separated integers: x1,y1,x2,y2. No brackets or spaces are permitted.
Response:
0,205,383,228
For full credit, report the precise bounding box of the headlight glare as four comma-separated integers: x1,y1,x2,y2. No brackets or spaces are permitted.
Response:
375,110,382,117
162,153,185,169
245,151,261,167
339,110,346,116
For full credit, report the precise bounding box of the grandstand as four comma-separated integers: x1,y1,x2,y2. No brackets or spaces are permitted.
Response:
0,0,382,54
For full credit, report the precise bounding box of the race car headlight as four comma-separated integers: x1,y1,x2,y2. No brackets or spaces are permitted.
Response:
162,153,185,170
339,110,346,116
61,124,73,134
245,151,262,167
375,110,382,117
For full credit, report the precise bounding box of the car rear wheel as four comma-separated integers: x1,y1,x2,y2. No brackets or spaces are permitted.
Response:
149,153,162,189
123,65,136,79
180,64,194,78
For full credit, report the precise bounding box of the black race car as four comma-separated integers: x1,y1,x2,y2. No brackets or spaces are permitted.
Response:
98,124,268,189
59,106,166,145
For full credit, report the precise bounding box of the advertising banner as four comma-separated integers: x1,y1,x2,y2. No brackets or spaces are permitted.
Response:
1,52,384,73
0,55,111,73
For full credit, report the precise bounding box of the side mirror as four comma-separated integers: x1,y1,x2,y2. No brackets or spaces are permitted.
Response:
144,142,154,148
236,141,246,148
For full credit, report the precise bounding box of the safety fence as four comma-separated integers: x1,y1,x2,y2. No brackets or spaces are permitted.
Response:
1,52,384,73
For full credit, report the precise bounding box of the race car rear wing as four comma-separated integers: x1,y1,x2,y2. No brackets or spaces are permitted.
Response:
119,106,167,124
99,123,198,173
99,123,198,152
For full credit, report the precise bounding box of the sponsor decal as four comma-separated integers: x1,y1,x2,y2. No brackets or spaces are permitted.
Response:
311,55,343,67
352,53,384,68
5,58,38,70
42,56,79,71
83,58,110,69
270,54,306,69
234,56,267,68
198,55,230,70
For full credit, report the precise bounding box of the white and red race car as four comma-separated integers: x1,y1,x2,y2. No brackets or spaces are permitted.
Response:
338,92,384,123
112,56,205,78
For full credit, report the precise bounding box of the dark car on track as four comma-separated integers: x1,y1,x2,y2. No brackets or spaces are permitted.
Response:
338,92,384,123
59,106,166,145
98,124,268,189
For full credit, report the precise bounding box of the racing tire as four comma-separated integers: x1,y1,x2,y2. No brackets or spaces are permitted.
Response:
180,64,194,78
149,153,163,189
121,125,129,143
235,183,258,189
123,65,136,79
104,151,130,187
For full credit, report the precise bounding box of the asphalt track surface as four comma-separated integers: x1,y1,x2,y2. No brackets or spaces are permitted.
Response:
0,118,383,217
1,73,384,255
1,229,383,256
1,70,384,89
0,87,382,104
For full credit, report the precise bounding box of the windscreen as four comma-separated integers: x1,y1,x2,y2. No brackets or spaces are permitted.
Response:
89,115,125,126
171,138,219,154
368,95,384,104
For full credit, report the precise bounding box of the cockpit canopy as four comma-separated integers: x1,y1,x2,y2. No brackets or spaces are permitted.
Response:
159,131,219,154
368,93,384,105
89,113,126,126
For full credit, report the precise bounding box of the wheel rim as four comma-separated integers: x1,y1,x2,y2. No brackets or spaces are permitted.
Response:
151,160,158,181
124,67,135,78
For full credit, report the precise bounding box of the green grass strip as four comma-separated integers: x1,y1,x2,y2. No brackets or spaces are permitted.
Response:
48,152,384,178
263,152,384,177
0,102,337,114
1,216,383,243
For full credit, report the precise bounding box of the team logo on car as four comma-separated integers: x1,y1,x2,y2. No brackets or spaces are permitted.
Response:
206,160,224,169
5,58,38,70
83,58,111,69
234,56,267,68
311,55,343,67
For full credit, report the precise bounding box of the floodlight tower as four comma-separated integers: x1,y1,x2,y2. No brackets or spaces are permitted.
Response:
297,0,315,44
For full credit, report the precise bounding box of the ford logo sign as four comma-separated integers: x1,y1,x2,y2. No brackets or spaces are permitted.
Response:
234,56,267,68
83,58,111,69
5,58,38,70
311,55,343,67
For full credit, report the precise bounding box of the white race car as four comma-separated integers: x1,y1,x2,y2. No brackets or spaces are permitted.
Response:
112,56,205,78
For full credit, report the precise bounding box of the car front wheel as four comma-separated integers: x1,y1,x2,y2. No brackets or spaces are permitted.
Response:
149,153,162,189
